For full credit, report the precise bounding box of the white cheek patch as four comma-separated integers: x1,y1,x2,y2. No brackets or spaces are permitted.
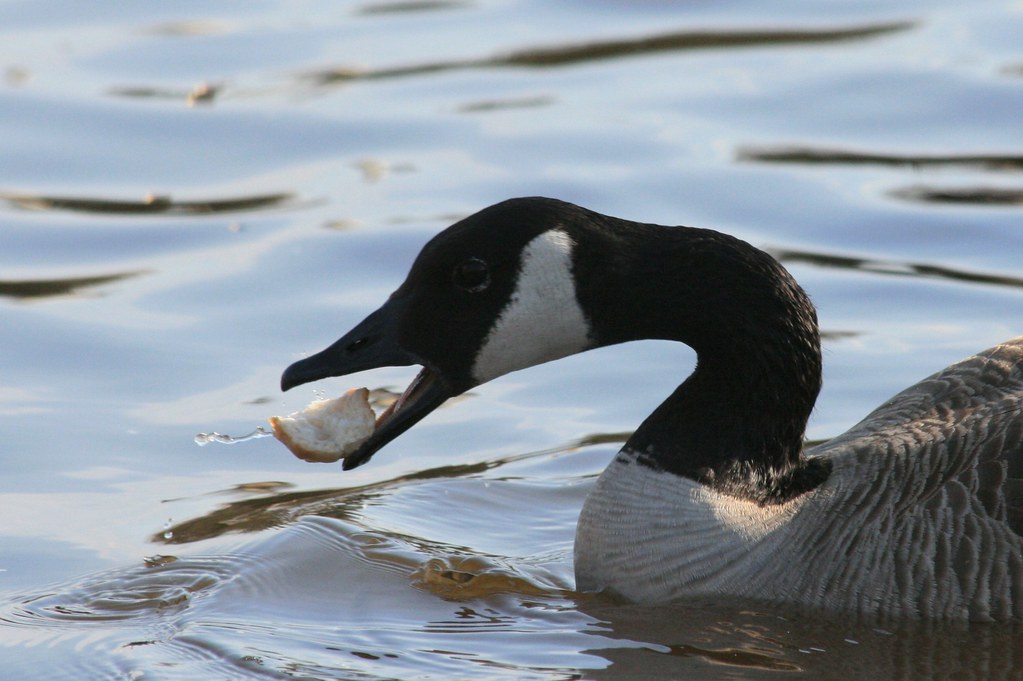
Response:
472,229,592,383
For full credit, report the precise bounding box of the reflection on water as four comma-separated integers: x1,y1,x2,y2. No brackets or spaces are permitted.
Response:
741,145,1023,207
301,21,912,86
355,1,470,16
738,145,1023,172
0,270,146,301
108,82,221,105
890,185,1023,206
159,433,624,545
583,598,1023,681
0,190,298,215
412,554,557,600
457,94,555,113
772,248,1023,290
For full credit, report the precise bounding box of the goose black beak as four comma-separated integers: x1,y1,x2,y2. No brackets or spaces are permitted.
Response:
280,298,455,470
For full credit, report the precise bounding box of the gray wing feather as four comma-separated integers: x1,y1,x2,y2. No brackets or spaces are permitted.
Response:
810,336,1023,538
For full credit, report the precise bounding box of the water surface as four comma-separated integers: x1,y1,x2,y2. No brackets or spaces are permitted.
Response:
2,1,1023,678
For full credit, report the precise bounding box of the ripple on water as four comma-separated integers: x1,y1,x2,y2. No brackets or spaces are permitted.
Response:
0,513,587,679
4,554,242,625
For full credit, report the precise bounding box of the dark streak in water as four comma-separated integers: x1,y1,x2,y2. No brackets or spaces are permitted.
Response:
302,21,913,85
108,82,221,105
356,0,469,15
820,330,861,342
889,186,1023,206
738,145,1023,172
498,22,913,67
0,271,147,301
772,248,1023,289
457,94,555,113
0,191,297,216
575,432,631,447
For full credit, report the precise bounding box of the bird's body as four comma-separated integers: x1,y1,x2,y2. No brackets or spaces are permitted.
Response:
579,338,1023,619
281,197,1023,620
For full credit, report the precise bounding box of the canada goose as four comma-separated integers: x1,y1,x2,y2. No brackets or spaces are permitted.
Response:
281,197,1023,620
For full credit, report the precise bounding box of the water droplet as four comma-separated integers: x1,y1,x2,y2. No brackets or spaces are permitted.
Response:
194,427,274,447
143,554,178,568
163,519,174,541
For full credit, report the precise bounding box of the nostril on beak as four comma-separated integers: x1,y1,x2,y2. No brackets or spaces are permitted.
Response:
346,336,372,354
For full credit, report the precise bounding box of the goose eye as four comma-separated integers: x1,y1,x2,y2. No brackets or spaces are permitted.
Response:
452,257,490,292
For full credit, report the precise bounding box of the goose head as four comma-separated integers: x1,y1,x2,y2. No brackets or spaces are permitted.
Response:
281,197,598,470
281,196,822,488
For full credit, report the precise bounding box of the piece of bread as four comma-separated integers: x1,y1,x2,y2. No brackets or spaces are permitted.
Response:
269,388,376,463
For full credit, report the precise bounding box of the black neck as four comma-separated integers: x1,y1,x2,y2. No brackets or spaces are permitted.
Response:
571,216,828,502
